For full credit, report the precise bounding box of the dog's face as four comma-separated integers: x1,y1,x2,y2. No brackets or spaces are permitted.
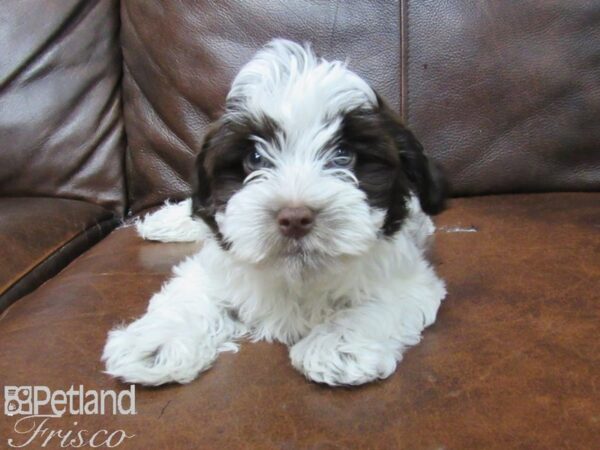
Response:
192,40,447,271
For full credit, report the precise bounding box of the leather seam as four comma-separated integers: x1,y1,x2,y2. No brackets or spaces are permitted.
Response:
405,0,411,126
400,0,407,122
0,217,118,315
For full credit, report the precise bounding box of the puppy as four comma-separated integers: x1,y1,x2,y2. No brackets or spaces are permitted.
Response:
103,39,448,386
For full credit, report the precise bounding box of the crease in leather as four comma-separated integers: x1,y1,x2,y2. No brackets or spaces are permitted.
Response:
0,0,127,214
123,60,196,159
0,1,96,92
54,94,124,187
62,105,124,185
122,64,196,212
122,2,208,142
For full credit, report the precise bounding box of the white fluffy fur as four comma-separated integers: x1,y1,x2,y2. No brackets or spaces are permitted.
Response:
228,39,376,129
135,199,208,242
103,39,446,387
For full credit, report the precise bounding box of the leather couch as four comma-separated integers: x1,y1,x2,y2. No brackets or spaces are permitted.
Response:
1,1,598,448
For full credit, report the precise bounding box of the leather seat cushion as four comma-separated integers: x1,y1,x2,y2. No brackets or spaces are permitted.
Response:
0,193,597,448
0,197,116,311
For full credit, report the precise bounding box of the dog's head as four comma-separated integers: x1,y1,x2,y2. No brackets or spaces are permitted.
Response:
192,39,447,270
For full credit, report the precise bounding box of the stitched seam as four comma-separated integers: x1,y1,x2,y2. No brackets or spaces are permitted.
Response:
400,0,407,122
116,0,130,216
0,217,118,318
405,0,412,126
0,215,115,294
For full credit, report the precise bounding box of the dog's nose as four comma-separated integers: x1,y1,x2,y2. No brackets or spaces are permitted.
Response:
277,206,315,239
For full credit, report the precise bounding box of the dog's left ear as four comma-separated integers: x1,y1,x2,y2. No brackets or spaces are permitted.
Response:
379,98,449,216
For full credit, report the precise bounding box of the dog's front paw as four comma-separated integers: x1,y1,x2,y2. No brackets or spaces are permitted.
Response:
289,328,397,386
102,320,217,386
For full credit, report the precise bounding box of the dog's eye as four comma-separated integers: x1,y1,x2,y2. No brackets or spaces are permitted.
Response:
244,150,271,173
328,148,356,169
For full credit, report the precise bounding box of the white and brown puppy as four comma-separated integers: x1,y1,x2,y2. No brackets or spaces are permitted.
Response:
103,39,448,386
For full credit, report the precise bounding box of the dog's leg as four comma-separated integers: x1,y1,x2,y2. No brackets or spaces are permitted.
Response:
135,199,209,243
102,254,242,385
289,264,446,386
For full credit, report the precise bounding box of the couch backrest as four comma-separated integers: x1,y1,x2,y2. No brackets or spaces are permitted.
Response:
407,0,600,196
122,0,599,214
121,0,403,213
0,0,126,214
2,2,598,216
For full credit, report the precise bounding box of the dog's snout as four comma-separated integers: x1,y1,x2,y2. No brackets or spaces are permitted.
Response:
277,206,315,239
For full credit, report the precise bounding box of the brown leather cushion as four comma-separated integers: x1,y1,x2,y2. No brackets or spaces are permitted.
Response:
407,0,600,195
0,0,126,214
121,0,402,213
0,197,116,311
0,193,597,448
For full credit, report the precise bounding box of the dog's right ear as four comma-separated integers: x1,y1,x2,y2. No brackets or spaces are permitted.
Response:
191,119,251,241
191,123,221,236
